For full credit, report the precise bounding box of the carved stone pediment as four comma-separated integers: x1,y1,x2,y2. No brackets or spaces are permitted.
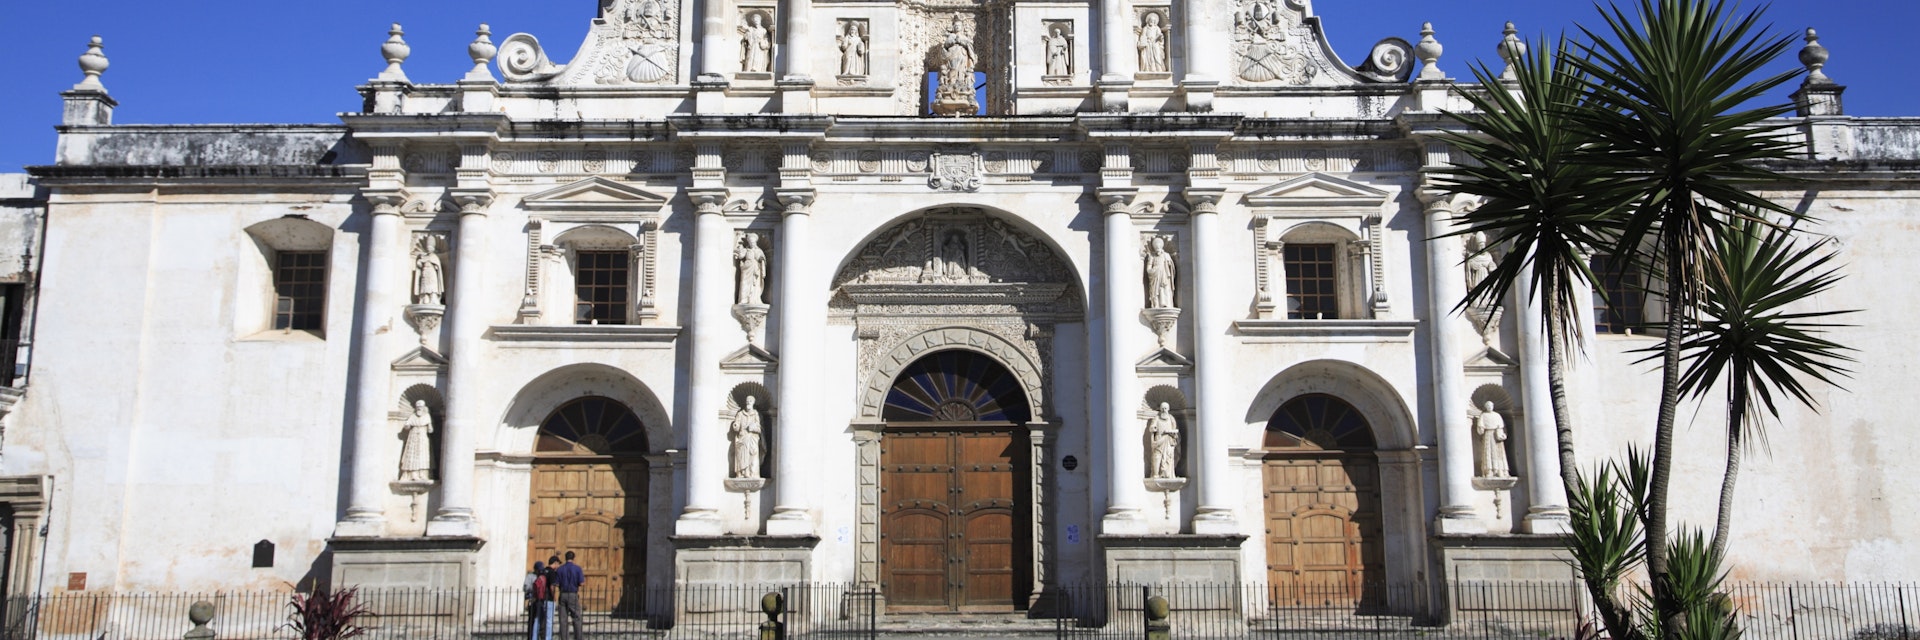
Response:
834,209,1076,293
1243,172,1391,213
522,177,669,218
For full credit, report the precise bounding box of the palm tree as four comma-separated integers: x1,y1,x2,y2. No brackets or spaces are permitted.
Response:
1565,0,1803,633
1435,39,1638,639
1668,217,1854,559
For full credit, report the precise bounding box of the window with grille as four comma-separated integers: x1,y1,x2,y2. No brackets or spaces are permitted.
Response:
1284,244,1340,320
1591,254,1646,335
272,251,328,332
574,250,630,325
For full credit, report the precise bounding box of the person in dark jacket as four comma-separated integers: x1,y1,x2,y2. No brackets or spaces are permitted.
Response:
554,551,586,640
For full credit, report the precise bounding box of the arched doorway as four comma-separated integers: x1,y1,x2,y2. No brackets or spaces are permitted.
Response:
1262,394,1386,607
529,396,648,613
881,350,1032,612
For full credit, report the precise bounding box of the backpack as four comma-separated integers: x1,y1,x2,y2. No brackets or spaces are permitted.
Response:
532,574,550,601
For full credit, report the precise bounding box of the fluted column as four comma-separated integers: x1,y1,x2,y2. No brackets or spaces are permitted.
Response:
428,188,494,537
678,187,732,535
1420,193,1485,534
336,190,408,538
1515,266,1571,533
1186,187,1237,534
1099,187,1149,535
767,188,818,536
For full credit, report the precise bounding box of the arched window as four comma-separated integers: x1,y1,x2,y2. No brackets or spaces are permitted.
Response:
537,396,647,455
884,350,1030,423
1265,393,1376,451
241,216,335,336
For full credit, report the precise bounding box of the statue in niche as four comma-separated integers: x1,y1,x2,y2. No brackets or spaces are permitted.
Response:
927,231,972,282
932,16,979,115
739,12,773,73
398,400,435,482
1463,232,1503,347
1146,403,1179,479
735,232,768,305
838,20,868,76
1144,235,1177,309
412,234,445,306
1137,12,1168,74
1474,401,1511,478
729,396,764,479
1045,24,1073,76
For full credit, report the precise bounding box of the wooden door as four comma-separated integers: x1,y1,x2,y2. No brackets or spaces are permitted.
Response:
1263,454,1385,605
528,461,648,612
881,427,1028,611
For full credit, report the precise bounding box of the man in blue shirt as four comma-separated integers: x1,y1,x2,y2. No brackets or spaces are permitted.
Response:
554,551,586,640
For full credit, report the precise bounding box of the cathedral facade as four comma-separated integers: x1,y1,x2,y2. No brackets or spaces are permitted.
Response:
2,0,1913,616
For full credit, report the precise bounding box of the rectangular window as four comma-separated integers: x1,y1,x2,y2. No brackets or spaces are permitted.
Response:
1591,254,1646,335
574,250,630,325
272,251,328,332
1284,244,1340,320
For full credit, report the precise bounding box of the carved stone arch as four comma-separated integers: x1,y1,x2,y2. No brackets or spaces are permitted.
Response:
860,326,1046,422
1276,219,1362,243
1244,359,1415,451
829,205,1086,308
1470,384,1515,416
496,363,672,456
551,223,640,248
397,384,445,418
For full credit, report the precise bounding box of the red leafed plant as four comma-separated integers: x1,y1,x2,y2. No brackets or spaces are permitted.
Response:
282,586,373,640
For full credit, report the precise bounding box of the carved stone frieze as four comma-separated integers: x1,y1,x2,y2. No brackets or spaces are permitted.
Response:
1231,0,1313,84
499,0,681,85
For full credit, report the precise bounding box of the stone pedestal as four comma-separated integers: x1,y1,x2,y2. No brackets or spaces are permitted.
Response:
328,536,484,590
1099,534,1244,585
1431,534,1576,627
674,535,816,586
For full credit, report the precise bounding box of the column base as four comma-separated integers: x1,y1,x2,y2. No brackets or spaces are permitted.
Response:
676,508,726,536
1097,80,1133,113
1100,533,1246,585
766,508,814,536
673,535,819,623
328,535,484,589
1522,507,1572,535
424,511,477,537
1432,509,1488,535
334,512,388,538
1190,508,1239,536
1431,534,1578,626
1101,508,1149,536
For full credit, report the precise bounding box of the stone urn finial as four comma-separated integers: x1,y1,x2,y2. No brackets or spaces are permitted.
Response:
184,600,215,639
1800,28,1832,85
75,36,109,91
1416,22,1445,81
466,24,499,82
1497,22,1526,82
379,23,411,82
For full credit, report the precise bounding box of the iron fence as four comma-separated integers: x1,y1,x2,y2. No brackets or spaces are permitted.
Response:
0,581,1913,640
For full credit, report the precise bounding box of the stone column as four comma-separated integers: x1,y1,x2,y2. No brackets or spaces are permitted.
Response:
767,188,818,536
428,187,495,537
1180,0,1224,110
1419,192,1485,534
700,0,730,78
678,187,732,536
781,0,812,79
1515,267,1571,534
1186,187,1237,534
1100,0,1134,81
336,190,407,538
1099,187,1149,535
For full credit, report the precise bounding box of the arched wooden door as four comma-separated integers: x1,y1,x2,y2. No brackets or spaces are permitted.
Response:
1262,394,1386,609
528,396,649,613
880,350,1032,612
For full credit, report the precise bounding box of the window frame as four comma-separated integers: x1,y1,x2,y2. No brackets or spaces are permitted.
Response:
271,250,330,332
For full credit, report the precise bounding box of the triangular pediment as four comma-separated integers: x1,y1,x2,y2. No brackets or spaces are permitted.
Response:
1243,173,1392,210
1135,347,1193,374
720,344,779,373
392,346,448,372
522,177,668,212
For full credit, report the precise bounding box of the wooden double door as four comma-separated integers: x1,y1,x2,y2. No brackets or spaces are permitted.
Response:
1262,453,1386,604
527,460,648,612
880,425,1031,611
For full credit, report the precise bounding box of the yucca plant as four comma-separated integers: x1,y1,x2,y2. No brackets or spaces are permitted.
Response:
1568,449,1652,640
282,587,372,640
1564,0,1805,633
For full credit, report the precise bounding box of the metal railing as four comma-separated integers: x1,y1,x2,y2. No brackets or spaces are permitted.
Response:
2,581,1914,640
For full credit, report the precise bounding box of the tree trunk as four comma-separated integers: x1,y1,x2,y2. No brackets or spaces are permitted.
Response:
1710,364,1749,560
1649,232,1688,639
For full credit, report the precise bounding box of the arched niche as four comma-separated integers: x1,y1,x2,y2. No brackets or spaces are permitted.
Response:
829,206,1086,309
1244,359,1415,451
496,363,672,455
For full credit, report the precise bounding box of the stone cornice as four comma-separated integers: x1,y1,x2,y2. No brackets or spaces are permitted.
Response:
27,164,366,185
668,114,834,140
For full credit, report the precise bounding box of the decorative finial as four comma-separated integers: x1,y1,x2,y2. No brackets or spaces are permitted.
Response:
1416,23,1445,81
1497,22,1526,82
75,36,109,91
465,24,498,82
1800,28,1832,85
379,23,411,82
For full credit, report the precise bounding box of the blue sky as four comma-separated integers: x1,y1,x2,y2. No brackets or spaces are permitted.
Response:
1,1,1911,173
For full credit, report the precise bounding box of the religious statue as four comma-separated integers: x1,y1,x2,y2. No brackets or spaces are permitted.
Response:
739,12,773,73
932,16,978,115
1463,232,1503,347
1044,25,1072,76
1138,12,1168,74
838,21,868,76
1146,403,1179,479
930,231,971,282
412,234,444,306
735,232,767,305
729,396,764,479
1144,235,1177,309
1464,231,1496,292
398,400,434,482
1474,401,1510,478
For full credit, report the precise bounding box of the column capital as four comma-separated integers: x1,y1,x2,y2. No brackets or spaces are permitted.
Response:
688,187,730,213
363,189,410,215
1097,187,1139,215
776,188,816,214
1182,187,1227,213
450,188,495,215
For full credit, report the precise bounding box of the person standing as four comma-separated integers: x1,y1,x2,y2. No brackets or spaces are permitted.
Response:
524,561,553,640
555,551,586,640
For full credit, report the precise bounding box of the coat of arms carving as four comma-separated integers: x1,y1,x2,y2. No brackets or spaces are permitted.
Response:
928,153,983,192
